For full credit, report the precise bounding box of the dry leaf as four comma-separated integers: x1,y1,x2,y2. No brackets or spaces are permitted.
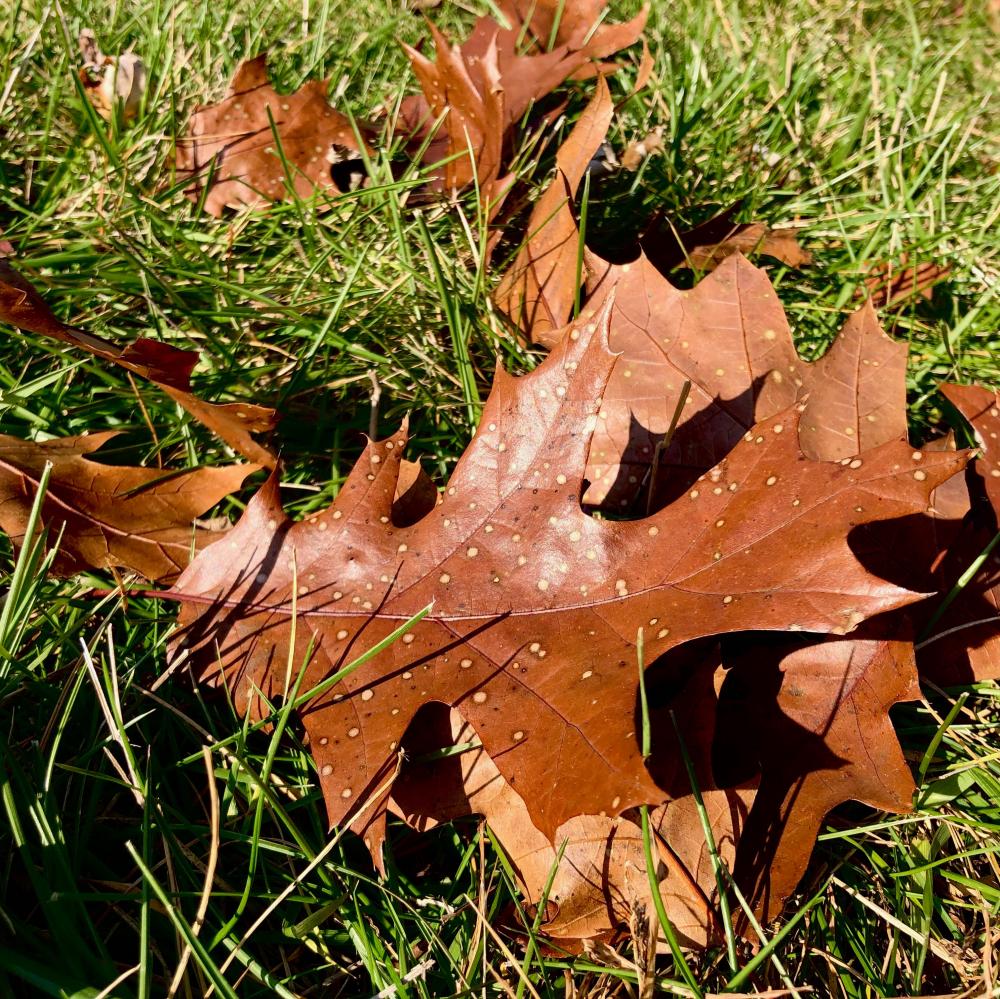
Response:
78,30,146,120
917,384,1000,683
399,27,510,211
177,55,371,217
621,126,662,171
640,210,811,273
0,239,277,467
0,432,255,581
864,253,950,309
397,0,644,206
167,309,964,874
493,79,613,343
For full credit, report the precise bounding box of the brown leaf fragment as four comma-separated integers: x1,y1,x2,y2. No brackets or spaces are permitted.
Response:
176,55,372,217
392,458,439,526
717,635,920,922
917,384,1000,683
397,0,644,207
78,29,146,120
864,253,950,309
620,125,662,171
0,432,255,581
670,220,811,272
0,242,277,467
595,204,812,277
168,310,964,867
494,78,613,345
940,384,1000,509
159,387,277,469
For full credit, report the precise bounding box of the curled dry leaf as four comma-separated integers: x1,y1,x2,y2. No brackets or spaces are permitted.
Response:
167,307,964,877
0,239,277,467
0,432,256,581
397,0,644,206
399,26,510,211
502,0,648,63
78,30,146,120
176,55,371,217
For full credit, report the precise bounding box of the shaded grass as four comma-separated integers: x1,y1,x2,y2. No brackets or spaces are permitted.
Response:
1,0,999,994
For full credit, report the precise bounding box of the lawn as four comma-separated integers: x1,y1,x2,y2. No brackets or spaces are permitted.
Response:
1,0,999,995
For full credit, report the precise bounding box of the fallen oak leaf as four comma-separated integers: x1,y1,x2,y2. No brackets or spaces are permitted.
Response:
864,253,950,310
396,0,644,204
495,0,649,72
399,26,511,212
176,54,372,217
0,240,277,467
167,309,965,869
0,431,256,581
716,634,921,923
493,79,613,342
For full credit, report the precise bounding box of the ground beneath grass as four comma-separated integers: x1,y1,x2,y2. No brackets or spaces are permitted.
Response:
1,0,999,995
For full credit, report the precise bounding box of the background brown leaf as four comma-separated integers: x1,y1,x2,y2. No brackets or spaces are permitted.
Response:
0,431,256,581
176,54,371,217
0,239,277,467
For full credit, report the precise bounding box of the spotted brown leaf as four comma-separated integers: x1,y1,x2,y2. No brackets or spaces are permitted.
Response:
167,311,964,866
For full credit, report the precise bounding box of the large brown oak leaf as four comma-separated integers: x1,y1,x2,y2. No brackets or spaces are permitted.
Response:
169,312,964,862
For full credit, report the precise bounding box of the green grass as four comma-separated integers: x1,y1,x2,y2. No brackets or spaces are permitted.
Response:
1,0,1000,994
